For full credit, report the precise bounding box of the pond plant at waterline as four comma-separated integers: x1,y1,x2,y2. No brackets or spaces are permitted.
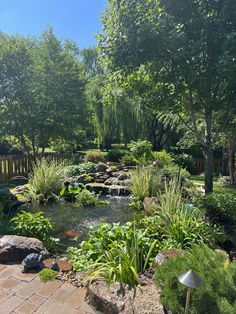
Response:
68,180,222,288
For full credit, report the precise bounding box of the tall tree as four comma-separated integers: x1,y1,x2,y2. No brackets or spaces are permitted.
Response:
99,0,236,192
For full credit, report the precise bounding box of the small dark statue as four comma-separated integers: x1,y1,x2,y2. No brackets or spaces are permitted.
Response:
21,253,43,273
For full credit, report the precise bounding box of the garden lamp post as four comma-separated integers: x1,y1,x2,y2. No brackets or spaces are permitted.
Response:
178,269,204,314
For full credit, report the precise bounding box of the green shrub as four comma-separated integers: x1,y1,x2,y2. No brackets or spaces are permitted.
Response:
39,268,58,282
64,162,96,177
197,192,236,225
160,164,191,185
90,229,157,288
84,151,106,163
107,149,128,162
155,245,236,314
11,211,53,243
28,158,65,198
172,153,196,174
129,140,152,162
76,189,108,207
152,150,173,167
119,153,138,166
141,180,222,249
68,222,158,289
129,167,162,201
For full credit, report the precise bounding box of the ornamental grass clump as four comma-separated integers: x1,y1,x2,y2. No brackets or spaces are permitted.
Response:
28,158,65,198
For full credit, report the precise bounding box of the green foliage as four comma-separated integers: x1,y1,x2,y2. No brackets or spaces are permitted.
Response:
155,245,236,314
141,180,222,249
160,164,191,186
119,153,137,166
129,140,152,162
197,192,236,225
84,151,106,163
0,28,87,154
172,153,196,174
152,151,173,167
28,158,64,198
90,229,157,288
107,149,128,162
76,189,108,207
68,222,157,276
39,268,58,282
129,167,162,201
11,211,53,243
64,162,96,177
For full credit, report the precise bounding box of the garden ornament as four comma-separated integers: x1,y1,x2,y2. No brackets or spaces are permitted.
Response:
50,260,59,271
21,253,43,273
178,269,204,314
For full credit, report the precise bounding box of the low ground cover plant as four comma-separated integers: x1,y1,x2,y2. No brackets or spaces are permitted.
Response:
39,268,58,282
107,149,128,162
155,245,236,314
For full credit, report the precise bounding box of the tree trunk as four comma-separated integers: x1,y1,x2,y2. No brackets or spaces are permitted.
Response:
227,139,235,184
203,145,213,193
203,105,213,193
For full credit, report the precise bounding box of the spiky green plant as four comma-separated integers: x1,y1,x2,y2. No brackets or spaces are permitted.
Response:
28,158,65,198
129,166,161,201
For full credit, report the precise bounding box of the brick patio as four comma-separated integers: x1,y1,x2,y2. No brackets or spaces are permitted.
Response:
0,264,96,314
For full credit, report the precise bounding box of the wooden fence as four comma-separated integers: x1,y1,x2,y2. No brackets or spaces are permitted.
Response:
0,153,70,184
194,159,224,175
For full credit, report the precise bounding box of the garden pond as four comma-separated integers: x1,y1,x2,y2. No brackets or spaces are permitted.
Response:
29,196,138,251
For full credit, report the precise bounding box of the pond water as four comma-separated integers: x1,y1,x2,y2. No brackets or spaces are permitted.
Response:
30,197,137,251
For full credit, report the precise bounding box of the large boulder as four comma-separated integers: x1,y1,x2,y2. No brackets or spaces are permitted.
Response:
143,197,159,214
96,162,109,173
0,235,49,263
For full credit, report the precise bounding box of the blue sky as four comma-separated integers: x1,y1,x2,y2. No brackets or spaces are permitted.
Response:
0,0,108,48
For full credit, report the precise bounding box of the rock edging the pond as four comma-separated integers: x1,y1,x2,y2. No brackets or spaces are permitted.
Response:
0,235,49,263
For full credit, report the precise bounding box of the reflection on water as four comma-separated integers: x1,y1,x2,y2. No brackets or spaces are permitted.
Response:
30,196,138,249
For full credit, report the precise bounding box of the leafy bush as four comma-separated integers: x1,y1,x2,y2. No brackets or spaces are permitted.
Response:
119,153,138,166
197,192,236,225
129,167,162,201
11,211,53,243
152,151,173,167
39,268,58,282
90,229,157,288
84,151,106,163
155,245,236,314
141,180,222,249
160,164,191,186
76,189,108,207
129,140,152,162
68,222,157,275
28,158,65,198
172,153,196,174
64,162,96,177
107,149,128,162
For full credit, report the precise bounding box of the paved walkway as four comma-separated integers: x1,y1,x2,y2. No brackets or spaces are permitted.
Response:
0,264,96,314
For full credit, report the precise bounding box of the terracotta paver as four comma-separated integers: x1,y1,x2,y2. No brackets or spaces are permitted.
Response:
27,294,46,305
50,288,72,303
0,277,22,290
14,300,40,313
36,279,62,298
16,278,43,298
0,263,97,314
0,295,25,314
0,289,14,303
35,300,78,314
66,288,86,309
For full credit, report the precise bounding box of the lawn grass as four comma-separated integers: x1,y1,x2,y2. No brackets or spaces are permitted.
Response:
191,175,236,195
